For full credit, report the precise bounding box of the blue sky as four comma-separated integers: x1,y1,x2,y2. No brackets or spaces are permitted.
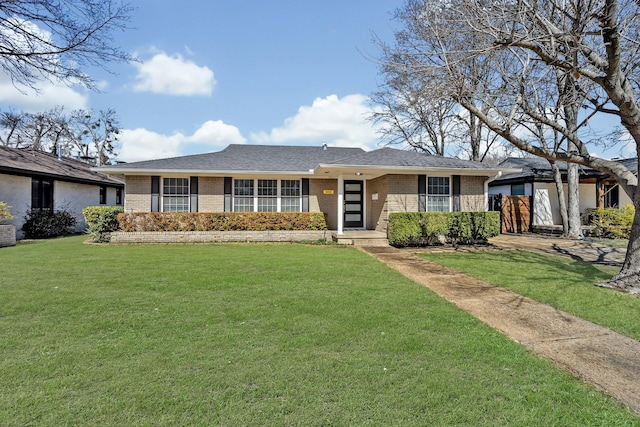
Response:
0,1,405,162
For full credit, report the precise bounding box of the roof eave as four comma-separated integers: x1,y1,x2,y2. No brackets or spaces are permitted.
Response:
94,167,316,176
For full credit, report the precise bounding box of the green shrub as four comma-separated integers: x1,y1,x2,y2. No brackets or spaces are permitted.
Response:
83,206,124,242
0,201,14,224
588,205,634,239
22,209,77,239
117,212,328,232
388,211,500,247
449,211,501,245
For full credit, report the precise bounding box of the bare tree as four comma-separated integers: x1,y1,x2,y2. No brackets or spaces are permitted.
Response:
0,107,119,163
71,109,120,165
382,0,640,292
0,110,23,146
370,70,462,155
372,4,505,161
0,0,134,89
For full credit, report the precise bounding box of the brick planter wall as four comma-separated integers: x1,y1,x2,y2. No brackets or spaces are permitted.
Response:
110,230,329,244
0,225,16,247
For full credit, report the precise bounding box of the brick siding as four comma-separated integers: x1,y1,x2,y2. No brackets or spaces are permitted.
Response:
310,179,337,229
460,175,486,211
124,176,151,212
111,230,328,244
0,225,16,247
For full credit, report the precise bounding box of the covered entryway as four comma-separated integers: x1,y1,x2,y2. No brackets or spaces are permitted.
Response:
344,180,364,228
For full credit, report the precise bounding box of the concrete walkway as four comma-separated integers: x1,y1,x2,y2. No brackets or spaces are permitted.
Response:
360,238,640,415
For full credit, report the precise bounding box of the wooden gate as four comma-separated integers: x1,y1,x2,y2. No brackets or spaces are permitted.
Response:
500,195,532,233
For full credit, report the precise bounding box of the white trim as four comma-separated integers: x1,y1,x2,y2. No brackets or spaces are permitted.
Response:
232,178,302,213
160,176,190,212
337,175,344,234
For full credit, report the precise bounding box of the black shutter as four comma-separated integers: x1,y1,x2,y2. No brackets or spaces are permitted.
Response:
452,175,461,212
151,176,160,212
224,177,232,212
190,176,199,212
302,178,309,212
418,175,426,212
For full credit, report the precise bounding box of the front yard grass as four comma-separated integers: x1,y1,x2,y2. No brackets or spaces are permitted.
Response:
421,249,640,341
0,236,638,425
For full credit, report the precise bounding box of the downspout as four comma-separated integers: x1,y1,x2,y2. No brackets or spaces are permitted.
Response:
484,171,502,210
337,175,344,234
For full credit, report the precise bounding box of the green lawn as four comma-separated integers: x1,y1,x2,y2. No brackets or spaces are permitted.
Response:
0,236,637,426
421,249,640,342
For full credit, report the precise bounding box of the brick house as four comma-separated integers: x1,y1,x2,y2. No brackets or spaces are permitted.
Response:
0,145,124,238
97,144,516,235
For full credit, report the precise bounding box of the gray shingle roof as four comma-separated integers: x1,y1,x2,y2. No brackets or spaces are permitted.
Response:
326,147,495,169
100,144,500,173
103,144,366,172
494,156,638,183
0,145,123,187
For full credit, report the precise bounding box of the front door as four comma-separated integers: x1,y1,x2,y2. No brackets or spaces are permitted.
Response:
344,180,364,228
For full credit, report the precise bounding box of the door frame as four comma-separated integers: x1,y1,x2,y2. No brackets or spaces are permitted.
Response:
343,180,364,228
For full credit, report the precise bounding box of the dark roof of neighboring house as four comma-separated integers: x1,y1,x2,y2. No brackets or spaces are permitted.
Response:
0,145,124,187
98,144,502,174
491,156,638,184
325,147,495,170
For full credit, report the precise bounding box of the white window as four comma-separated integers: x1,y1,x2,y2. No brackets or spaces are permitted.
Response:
258,179,278,212
233,179,254,212
427,176,450,212
281,180,301,212
233,179,301,212
163,178,189,212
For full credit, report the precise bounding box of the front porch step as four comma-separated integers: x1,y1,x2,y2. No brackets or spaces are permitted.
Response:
331,231,389,247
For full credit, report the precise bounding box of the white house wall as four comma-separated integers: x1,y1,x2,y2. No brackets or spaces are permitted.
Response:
533,182,599,225
0,173,31,238
55,181,106,233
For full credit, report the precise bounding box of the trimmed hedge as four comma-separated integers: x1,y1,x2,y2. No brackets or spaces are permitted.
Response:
83,206,125,242
118,212,328,232
388,211,500,247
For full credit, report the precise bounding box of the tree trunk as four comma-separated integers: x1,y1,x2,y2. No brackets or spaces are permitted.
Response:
550,161,569,235
566,162,583,238
602,183,640,294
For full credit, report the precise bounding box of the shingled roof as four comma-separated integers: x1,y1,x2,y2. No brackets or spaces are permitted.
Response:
0,145,123,187
324,147,495,169
97,144,504,175
493,156,638,183
99,144,366,173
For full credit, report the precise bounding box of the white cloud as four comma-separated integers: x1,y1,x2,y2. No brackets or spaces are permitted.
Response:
190,120,247,145
250,94,383,149
133,52,216,96
0,71,88,112
117,120,245,162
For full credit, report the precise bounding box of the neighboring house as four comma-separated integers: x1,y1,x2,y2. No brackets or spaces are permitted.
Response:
97,144,516,234
0,145,124,238
488,156,637,227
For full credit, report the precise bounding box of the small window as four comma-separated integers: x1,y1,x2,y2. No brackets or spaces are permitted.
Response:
511,183,525,196
257,179,277,212
234,179,254,212
99,186,107,204
281,180,301,212
604,184,619,208
162,178,189,212
115,188,123,205
31,178,53,212
427,177,450,212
